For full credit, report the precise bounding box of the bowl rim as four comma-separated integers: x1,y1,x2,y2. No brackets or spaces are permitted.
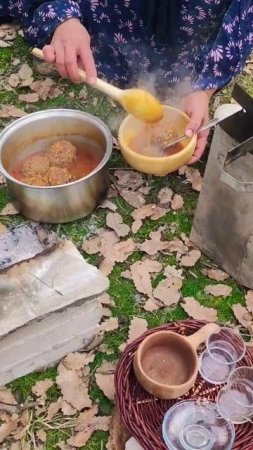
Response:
0,109,113,189
134,330,198,389
118,105,197,162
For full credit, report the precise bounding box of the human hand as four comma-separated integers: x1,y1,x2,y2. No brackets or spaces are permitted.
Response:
43,18,97,84
180,90,214,164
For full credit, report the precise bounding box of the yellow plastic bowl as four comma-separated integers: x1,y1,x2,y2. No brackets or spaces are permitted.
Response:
118,105,197,176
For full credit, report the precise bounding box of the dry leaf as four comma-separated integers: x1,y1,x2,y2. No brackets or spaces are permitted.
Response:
18,93,39,103
178,166,202,192
203,268,229,282
130,260,162,298
106,409,129,450
56,364,92,411
46,398,62,420
0,413,18,443
111,238,136,262
0,105,27,118
171,194,184,210
204,284,232,297
18,63,33,85
158,187,173,207
106,212,130,237
245,291,253,313
119,188,145,208
68,429,93,447
8,74,19,88
31,78,54,100
63,352,95,371
82,230,119,255
181,297,218,322
132,204,166,221
95,362,116,401
143,299,160,312
0,202,19,216
164,265,183,280
0,388,17,405
120,317,148,352
100,317,119,333
36,429,47,443
180,249,201,267
61,401,77,416
232,304,253,329
167,239,188,255
99,200,117,211
98,292,114,306
32,379,54,398
114,170,143,189
121,269,132,280
153,278,181,307
10,443,21,450
139,228,168,255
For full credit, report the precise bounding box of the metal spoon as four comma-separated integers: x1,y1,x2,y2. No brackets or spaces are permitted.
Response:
161,105,244,156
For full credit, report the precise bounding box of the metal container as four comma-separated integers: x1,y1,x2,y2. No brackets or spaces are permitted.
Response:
0,109,112,223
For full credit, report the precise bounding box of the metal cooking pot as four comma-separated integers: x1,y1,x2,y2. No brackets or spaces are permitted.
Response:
0,109,112,223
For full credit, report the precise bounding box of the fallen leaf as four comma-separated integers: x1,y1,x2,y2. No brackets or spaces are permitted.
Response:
171,194,184,210
0,388,17,405
180,249,201,267
143,299,160,312
106,212,130,237
102,306,112,317
56,364,92,411
68,429,93,447
8,74,19,88
131,219,142,233
63,352,95,371
139,228,168,255
131,204,167,233
100,238,136,276
245,291,253,313
130,260,162,298
46,398,62,420
0,413,18,443
32,379,54,399
100,317,119,333
204,284,232,297
61,401,77,416
232,304,253,329
106,409,130,450
36,429,47,443
95,361,116,401
120,317,148,352
203,268,229,282
158,187,173,207
18,93,39,103
178,166,202,192
167,239,188,255
98,292,114,306
164,265,183,281
31,78,54,100
18,63,33,86
119,188,145,208
181,297,218,322
0,105,27,118
82,230,119,255
153,278,181,307
0,202,19,216
121,269,132,280
10,443,21,450
99,199,117,211
114,170,143,189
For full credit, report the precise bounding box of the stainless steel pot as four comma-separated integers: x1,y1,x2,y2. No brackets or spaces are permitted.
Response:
0,109,112,223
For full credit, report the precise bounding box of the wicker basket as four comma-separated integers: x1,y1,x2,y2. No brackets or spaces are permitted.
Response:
115,320,253,450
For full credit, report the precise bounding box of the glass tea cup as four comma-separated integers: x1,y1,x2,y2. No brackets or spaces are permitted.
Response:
199,327,246,385
217,366,253,424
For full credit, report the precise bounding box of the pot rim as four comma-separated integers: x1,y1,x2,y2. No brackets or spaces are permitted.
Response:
0,109,112,189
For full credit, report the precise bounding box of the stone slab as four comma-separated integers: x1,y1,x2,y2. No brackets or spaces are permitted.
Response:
0,297,102,386
0,240,109,337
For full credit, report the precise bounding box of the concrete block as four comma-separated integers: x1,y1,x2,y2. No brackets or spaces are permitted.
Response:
0,297,102,386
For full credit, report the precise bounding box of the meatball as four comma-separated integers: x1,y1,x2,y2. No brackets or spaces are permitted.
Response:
48,167,72,186
21,154,50,177
47,140,77,167
22,175,48,186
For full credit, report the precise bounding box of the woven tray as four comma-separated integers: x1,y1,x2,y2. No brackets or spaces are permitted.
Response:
115,319,253,450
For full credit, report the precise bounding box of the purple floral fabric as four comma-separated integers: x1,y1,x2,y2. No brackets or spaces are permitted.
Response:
1,0,253,90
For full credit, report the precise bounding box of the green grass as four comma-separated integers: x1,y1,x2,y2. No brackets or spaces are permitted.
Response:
1,36,252,449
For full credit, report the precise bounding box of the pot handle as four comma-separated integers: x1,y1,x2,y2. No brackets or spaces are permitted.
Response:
186,323,220,350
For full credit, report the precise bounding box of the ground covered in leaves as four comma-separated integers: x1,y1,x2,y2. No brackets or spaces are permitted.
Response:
0,25,253,450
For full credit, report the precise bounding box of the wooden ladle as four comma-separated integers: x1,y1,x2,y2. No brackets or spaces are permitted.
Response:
32,48,164,123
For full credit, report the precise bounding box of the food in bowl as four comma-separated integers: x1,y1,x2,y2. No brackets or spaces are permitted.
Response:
129,117,183,158
10,139,101,186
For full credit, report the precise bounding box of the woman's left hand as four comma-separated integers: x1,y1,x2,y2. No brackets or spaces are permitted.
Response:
180,90,214,164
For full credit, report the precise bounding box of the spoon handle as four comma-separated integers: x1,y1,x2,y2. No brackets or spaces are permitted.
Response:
31,47,121,100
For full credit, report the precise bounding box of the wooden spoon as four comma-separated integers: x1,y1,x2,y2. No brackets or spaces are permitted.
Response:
32,48,163,123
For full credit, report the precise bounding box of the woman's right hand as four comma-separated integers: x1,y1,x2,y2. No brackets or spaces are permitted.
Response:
43,18,97,84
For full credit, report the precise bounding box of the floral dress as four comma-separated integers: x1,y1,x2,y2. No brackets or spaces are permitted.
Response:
1,0,253,90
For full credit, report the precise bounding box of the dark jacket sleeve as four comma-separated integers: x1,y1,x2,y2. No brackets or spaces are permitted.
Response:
4,0,82,47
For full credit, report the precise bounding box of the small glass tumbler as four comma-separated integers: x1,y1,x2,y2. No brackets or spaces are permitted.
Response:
199,327,246,385
217,366,253,424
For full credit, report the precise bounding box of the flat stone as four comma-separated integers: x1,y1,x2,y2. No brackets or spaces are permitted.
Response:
0,297,102,386
0,240,109,337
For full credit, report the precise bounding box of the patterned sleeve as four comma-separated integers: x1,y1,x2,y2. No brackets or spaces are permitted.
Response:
7,1,82,47
193,0,253,91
